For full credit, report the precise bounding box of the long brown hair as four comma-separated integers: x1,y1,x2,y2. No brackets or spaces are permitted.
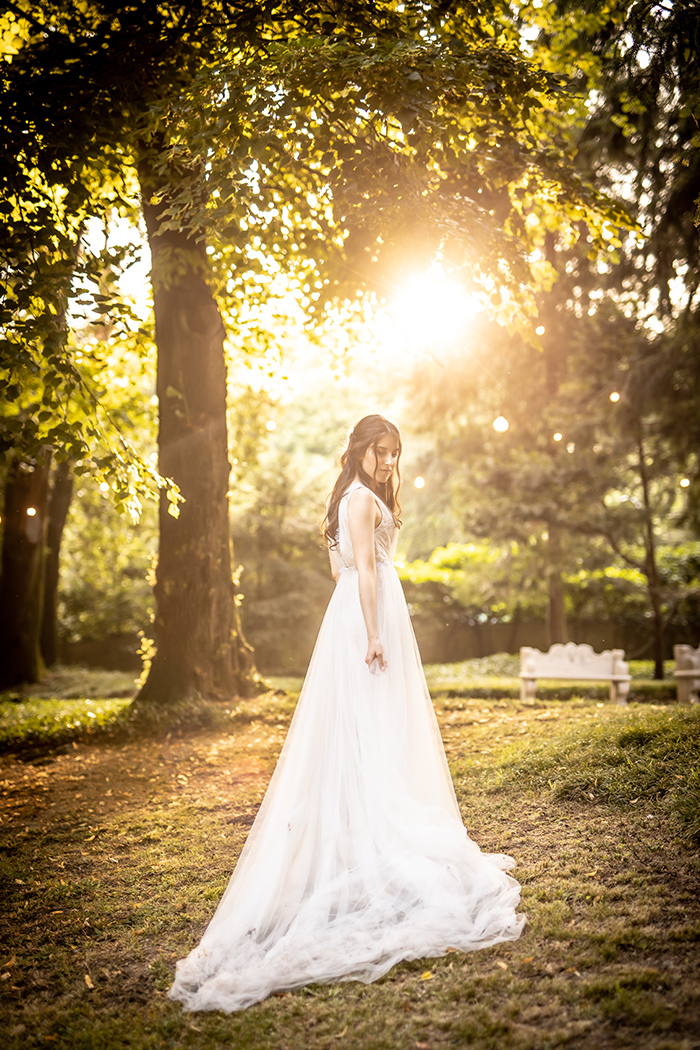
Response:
322,414,402,548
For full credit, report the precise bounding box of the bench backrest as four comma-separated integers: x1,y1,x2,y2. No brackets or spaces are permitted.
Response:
521,642,629,679
674,644,700,671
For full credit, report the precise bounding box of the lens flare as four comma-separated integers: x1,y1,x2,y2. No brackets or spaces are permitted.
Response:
390,273,484,350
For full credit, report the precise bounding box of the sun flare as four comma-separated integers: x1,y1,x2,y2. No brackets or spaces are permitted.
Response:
386,272,485,354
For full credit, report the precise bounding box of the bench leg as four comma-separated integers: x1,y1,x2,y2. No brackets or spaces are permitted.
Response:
611,681,628,705
676,678,700,704
521,678,537,702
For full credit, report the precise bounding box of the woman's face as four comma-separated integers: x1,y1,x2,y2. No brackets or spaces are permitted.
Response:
360,432,400,483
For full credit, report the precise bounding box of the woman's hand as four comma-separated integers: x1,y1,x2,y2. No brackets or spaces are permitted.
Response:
365,637,386,673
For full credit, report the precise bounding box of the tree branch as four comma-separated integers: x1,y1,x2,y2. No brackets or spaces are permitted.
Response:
602,529,646,572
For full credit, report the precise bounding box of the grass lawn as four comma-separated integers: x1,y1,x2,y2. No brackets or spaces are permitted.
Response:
1,663,699,1049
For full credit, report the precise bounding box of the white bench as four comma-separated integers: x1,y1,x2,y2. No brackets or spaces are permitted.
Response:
520,642,631,704
674,644,700,704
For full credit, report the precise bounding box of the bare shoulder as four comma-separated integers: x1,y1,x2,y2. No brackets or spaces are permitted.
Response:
348,485,381,524
348,485,375,509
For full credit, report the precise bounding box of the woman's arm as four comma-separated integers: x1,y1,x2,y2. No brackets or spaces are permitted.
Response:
347,487,386,671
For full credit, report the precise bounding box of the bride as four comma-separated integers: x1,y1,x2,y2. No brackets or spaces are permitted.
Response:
169,414,525,1013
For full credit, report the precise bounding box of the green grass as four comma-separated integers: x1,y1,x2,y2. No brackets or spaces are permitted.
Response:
4,665,139,700
492,704,700,844
0,655,681,754
0,667,138,750
423,656,676,702
1,665,700,1049
267,656,677,705
0,696,133,749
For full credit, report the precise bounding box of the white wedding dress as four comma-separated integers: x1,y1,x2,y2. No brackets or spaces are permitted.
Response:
169,481,525,1012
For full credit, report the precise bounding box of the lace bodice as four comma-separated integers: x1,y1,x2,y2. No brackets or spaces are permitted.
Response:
335,480,398,569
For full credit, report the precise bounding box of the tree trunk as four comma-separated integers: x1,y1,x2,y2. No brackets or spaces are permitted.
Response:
541,290,569,650
0,449,52,688
637,436,665,679
40,459,74,667
134,151,256,714
546,523,568,647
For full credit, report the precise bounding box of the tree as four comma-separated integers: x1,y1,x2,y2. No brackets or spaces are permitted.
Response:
1,2,252,704
527,0,700,671
1,0,630,712
0,449,51,687
134,158,255,707
129,2,631,705
402,271,696,671
524,0,700,505
40,457,73,667
398,0,700,670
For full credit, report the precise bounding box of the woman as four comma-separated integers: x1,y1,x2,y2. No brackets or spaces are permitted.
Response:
169,414,524,1013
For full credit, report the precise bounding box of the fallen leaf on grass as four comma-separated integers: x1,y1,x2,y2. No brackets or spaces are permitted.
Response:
84,974,94,989
495,961,509,970
420,971,433,981
336,1027,347,1038
520,956,535,964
